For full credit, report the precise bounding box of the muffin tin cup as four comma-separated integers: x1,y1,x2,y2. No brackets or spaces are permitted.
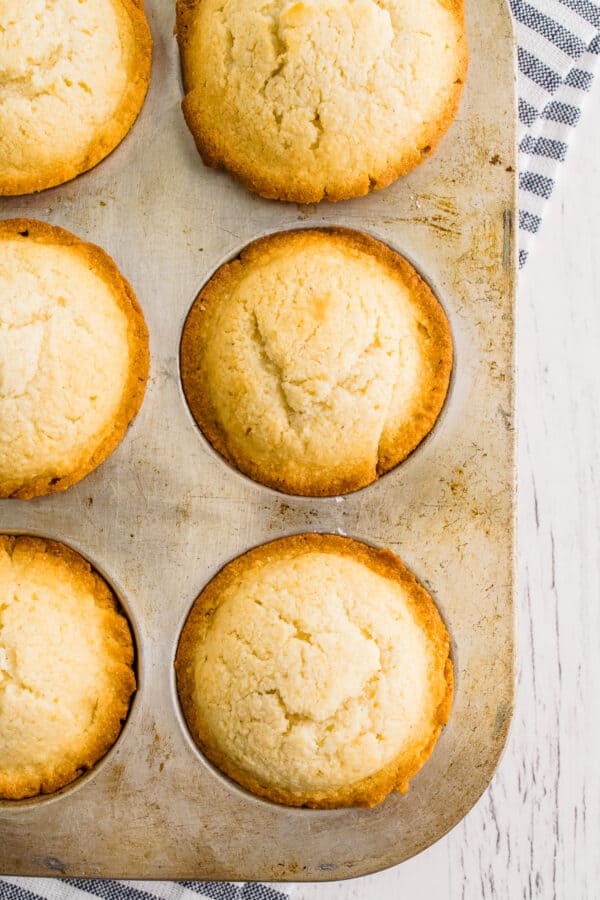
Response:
171,529,459,815
0,0,516,880
176,224,458,503
0,530,142,812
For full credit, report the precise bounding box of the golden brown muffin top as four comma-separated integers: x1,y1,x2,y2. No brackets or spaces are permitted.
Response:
0,219,149,499
0,0,152,195
177,0,467,201
176,533,453,808
181,229,452,496
0,535,136,800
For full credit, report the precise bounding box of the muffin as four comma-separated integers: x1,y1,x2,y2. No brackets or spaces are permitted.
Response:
0,0,152,196
0,535,136,800
176,0,468,202
181,228,452,497
176,533,453,809
0,219,149,500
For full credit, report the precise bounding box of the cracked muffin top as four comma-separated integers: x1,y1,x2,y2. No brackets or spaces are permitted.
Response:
176,0,468,202
0,219,149,500
175,533,453,808
0,0,152,196
180,228,452,497
0,535,136,800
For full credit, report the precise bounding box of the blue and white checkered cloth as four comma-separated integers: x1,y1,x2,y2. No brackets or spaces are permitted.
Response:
1,2,599,900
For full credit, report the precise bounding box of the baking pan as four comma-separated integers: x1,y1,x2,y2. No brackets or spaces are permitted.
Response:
0,0,516,880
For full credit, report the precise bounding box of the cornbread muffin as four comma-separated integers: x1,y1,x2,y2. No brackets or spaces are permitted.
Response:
181,228,452,497
176,0,468,202
0,0,152,196
176,533,453,809
0,219,149,500
0,535,136,800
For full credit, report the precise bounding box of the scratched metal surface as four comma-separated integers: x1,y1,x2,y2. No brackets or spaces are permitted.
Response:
0,0,516,881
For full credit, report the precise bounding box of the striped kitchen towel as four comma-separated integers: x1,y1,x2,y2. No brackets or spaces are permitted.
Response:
1,4,599,900
515,0,600,266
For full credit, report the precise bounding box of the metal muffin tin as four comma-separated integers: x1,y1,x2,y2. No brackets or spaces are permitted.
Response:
0,0,516,880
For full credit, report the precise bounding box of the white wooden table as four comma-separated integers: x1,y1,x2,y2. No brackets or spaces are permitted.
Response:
281,88,600,900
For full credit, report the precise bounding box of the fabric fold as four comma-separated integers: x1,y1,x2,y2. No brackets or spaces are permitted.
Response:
514,0,600,265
